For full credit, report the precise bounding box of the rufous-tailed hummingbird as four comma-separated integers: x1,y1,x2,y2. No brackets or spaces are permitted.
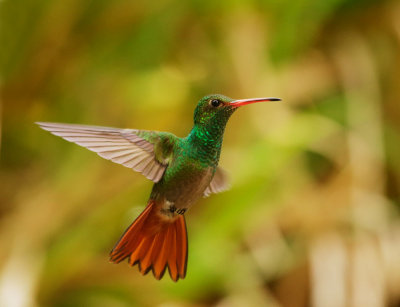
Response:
37,94,281,281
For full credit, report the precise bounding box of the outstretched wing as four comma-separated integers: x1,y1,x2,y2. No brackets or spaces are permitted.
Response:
204,167,230,197
36,122,175,182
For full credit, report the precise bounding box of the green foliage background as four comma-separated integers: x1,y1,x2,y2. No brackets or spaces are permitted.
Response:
1,0,400,306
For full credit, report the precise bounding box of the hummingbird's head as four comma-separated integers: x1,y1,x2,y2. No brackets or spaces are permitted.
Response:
193,94,281,128
193,94,236,127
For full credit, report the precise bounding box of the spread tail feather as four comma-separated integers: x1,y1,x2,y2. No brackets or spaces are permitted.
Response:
110,201,188,281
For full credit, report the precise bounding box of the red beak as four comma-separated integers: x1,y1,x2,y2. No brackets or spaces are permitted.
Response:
229,97,281,107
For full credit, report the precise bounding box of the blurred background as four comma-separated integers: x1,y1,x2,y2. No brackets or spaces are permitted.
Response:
1,0,400,306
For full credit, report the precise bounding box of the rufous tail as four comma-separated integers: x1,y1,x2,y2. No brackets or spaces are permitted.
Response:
110,200,188,281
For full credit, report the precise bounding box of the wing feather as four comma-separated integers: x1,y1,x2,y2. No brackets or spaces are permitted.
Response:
36,122,171,182
204,167,230,197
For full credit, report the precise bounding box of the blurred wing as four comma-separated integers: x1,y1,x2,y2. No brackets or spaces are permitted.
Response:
204,167,230,197
36,122,167,182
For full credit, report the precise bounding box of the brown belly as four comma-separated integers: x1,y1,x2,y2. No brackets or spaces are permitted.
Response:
151,165,214,218
164,167,213,208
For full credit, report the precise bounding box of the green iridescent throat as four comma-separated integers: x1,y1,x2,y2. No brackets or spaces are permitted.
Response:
186,110,234,167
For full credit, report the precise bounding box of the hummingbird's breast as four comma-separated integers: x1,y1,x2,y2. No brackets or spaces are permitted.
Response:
150,145,216,215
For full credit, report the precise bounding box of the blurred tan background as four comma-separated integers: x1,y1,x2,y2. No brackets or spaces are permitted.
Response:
1,0,400,306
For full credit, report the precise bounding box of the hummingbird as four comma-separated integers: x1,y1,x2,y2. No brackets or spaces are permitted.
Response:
36,94,281,282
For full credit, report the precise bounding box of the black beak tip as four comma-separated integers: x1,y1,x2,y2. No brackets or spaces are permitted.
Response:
269,98,282,101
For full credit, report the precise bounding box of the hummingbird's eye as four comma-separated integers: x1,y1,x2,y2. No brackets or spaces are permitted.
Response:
210,99,222,108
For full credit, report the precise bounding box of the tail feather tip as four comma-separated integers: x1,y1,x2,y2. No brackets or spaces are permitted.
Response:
109,201,188,281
